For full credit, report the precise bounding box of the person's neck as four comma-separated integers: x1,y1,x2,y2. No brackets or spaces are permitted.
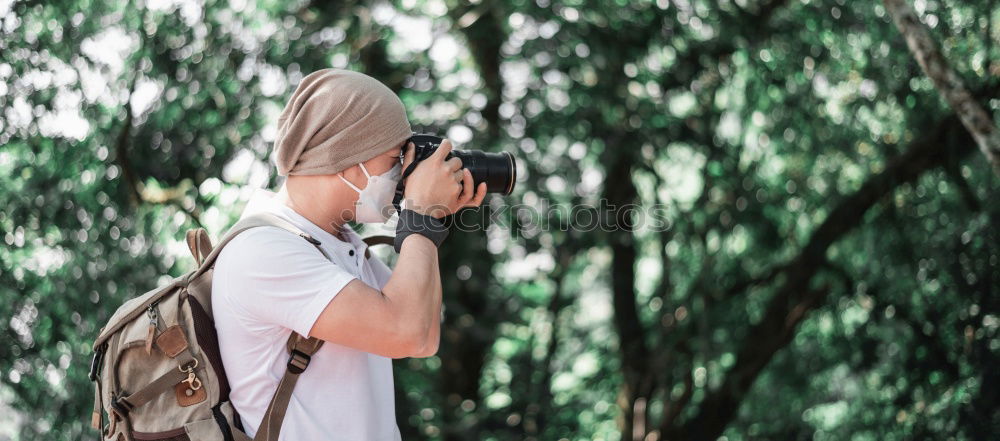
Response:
274,181,351,241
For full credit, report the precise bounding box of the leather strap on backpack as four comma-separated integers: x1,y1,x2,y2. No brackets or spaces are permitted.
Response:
186,228,214,266
251,333,324,441
187,212,335,283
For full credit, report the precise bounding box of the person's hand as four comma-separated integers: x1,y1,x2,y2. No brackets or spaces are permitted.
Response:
402,139,487,218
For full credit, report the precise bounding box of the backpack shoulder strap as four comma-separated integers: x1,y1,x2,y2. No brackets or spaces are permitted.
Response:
195,212,395,440
252,333,324,441
185,212,330,283
188,211,329,440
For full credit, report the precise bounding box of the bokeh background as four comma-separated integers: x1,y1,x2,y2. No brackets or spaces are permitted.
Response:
1,0,998,440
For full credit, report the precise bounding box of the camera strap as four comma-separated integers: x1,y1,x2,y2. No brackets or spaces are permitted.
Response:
391,162,421,213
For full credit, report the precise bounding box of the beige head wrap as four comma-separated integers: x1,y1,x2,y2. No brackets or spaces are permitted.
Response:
274,68,412,176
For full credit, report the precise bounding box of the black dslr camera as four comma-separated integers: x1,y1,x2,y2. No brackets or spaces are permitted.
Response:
392,133,516,211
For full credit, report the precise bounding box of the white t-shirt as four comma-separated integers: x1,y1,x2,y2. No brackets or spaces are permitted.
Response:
212,188,401,441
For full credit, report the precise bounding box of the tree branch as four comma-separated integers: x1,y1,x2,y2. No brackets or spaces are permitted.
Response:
451,1,505,141
112,5,203,228
666,115,975,440
884,0,1000,175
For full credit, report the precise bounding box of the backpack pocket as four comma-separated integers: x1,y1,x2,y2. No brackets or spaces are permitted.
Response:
184,416,234,441
109,293,213,436
132,427,189,441
130,417,230,441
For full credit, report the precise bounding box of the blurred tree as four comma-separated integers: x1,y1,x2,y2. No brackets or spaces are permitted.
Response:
1,0,997,440
884,0,1000,175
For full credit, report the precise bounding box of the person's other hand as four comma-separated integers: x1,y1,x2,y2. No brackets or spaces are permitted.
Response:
402,139,487,218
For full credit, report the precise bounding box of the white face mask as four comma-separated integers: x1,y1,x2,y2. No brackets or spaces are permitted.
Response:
339,162,402,223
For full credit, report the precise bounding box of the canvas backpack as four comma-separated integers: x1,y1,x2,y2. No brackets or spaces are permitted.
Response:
88,211,393,441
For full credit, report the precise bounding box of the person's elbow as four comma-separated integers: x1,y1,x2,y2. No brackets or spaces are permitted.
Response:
390,323,438,358
410,331,439,358
385,315,437,358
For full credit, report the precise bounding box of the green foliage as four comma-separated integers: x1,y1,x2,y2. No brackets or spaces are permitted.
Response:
1,0,998,440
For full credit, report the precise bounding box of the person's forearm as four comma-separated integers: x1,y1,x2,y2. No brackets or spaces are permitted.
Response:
416,278,442,357
382,233,441,353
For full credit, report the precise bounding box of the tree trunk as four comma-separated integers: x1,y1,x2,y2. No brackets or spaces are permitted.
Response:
603,141,655,441
884,0,1000,175
667,116,975,439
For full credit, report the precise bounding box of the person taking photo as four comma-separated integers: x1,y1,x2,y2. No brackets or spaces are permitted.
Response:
212,68,487,441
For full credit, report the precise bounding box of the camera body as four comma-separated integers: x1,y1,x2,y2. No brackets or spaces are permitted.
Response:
392,133,516,211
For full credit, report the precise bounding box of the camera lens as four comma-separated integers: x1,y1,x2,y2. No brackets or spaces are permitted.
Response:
407,134,517,195
450,149,516,195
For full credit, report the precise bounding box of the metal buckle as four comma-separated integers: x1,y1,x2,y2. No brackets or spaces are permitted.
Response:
287,349,311,374
89,346,105,381
111,395,133,415
178,359,202,391
177,358,199,372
